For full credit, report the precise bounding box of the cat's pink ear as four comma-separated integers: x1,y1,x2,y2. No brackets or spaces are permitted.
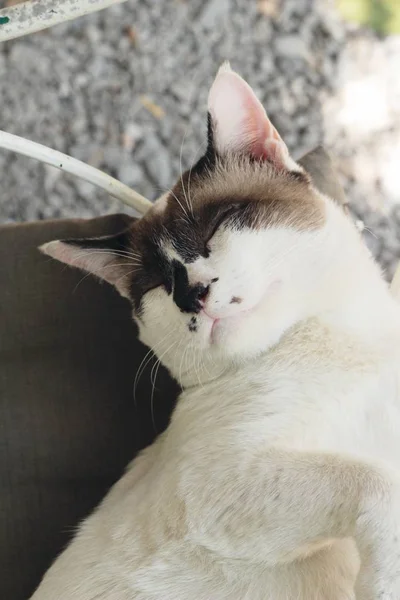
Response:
208,63,297,171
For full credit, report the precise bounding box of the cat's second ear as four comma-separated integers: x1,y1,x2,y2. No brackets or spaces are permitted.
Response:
208,63,299,171
40,224,137,298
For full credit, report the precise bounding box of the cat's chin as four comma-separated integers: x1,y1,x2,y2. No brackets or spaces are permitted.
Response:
209,307,292,363
208,296,267,350
208,316,268,365
210,314,246,347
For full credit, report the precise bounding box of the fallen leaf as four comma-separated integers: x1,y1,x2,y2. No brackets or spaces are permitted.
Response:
126,25,138,47
257,0,280,18
139,95,165,120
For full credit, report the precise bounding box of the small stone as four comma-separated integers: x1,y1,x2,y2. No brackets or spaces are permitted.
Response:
44,165,62,193
275,36,311,62
257,0,280,18
198,0,230,28
122,123,143,152
117,161,144,188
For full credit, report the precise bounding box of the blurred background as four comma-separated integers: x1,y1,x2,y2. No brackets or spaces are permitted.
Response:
0,0,399,276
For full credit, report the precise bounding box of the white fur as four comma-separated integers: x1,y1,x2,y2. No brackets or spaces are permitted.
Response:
32,188,400,600
32,66,400,599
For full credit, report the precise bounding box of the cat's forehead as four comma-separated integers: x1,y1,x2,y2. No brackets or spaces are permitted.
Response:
154,158,325,235
130,159,326,277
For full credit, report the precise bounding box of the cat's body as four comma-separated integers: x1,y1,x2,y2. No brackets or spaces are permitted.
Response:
31,312,400,600
32,65,400,599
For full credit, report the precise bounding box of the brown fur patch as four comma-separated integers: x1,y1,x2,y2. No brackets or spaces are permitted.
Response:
171,156,326,233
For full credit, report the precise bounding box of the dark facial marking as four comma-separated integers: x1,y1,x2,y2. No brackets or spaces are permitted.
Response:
172,260,207,314
186,112,217,177
230,296,242,304
128,235,173,314
188,315,198,332
167,201,246,264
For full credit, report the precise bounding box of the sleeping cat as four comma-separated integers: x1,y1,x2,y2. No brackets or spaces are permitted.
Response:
31,63,400,600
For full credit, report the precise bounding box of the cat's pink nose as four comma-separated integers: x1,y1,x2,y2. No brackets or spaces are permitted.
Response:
197,284,210,304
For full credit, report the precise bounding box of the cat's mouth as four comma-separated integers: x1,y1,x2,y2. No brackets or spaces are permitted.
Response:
202,279,282,345
203,308,248,344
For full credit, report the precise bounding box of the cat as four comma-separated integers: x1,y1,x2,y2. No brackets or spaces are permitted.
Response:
31,62,400,600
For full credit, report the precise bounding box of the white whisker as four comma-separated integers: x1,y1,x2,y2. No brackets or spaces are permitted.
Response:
178,117,193,217
186,140,206,216
178,339,191,388
133,325,177,406
170,188,191,221
149,338,178,433
133,347,156,408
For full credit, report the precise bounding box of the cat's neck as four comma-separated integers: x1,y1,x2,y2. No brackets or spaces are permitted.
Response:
310,202,400,341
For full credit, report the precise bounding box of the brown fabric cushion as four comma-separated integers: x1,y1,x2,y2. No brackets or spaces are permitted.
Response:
0,215,178,600
0,147,346,600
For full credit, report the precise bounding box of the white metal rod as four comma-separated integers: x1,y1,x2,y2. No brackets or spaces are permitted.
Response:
0,130,153,214
0,0,130,43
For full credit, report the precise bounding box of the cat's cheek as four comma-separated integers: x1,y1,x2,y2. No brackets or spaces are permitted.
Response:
188,316,215,349
133,317,147,346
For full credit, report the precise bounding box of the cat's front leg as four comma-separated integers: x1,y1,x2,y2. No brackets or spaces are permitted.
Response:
183,449,400,599
355,484,400,600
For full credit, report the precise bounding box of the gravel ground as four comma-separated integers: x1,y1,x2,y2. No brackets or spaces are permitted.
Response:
0,0,399,276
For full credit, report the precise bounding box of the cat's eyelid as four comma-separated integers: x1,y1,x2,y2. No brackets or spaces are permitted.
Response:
206,204,241,245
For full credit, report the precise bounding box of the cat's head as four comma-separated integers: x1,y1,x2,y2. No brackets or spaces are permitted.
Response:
42,64,349,386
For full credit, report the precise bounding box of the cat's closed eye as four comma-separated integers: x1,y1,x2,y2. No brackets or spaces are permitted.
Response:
205,204,243,250
143,270,172,297
205,203,250,254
